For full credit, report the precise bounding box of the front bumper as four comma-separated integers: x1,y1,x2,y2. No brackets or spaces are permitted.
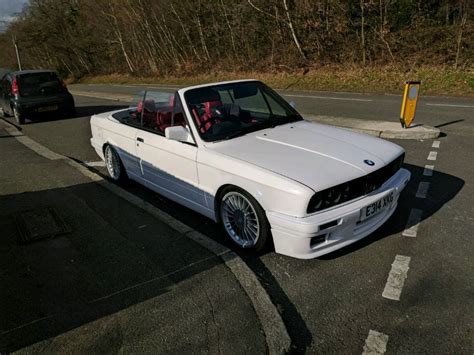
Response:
267,168,411,259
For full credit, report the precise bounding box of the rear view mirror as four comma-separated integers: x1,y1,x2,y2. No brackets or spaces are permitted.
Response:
165,125,194,144
233,83,258,99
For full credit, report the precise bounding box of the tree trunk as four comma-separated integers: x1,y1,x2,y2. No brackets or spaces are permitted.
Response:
282,0,307,61
360,0,366,65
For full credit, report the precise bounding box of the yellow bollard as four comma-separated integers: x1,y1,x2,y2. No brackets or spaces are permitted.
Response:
400,81,421,128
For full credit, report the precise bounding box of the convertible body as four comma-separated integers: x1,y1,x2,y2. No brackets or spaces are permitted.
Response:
90,80,410,259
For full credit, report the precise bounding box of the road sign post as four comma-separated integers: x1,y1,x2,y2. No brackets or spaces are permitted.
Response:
400,81,420,128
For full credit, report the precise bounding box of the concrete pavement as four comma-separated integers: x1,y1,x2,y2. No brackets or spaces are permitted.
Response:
0,120,271,353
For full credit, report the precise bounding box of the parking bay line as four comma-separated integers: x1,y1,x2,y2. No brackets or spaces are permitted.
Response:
84,160,106,167
432,140,440,148
427,151,438,161
423,165,434,177
402,209,423,237
415,182,430,199
363,330,389,354
283,94,373,102
382,255,411,301
425,103,474,108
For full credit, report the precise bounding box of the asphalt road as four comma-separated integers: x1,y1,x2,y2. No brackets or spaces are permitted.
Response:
4,86,473,353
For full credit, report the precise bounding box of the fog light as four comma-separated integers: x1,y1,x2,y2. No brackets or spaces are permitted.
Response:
310,234,326,248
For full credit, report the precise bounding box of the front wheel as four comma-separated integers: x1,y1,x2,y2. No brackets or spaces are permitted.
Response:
13,107,25,125
219,188,270,251
104,145,127,181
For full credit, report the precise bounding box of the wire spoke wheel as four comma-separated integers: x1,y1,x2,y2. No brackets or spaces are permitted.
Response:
105,146,121,180
220,191,260,248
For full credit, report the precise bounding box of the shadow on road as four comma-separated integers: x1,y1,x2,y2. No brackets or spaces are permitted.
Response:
0,182,231,352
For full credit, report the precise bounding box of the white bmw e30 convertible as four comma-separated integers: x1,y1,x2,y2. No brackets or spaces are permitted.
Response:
90,79,410,259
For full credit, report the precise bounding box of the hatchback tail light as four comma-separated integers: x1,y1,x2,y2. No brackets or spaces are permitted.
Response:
12,76,19,96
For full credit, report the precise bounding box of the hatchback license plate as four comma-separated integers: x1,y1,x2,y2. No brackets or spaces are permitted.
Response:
38,105,58,112
360,191,394,221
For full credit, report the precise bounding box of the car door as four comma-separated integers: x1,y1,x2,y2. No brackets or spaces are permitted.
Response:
107,109,142,180
135,93,206,212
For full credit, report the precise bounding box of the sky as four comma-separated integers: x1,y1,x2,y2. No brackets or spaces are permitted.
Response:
0,0,29,32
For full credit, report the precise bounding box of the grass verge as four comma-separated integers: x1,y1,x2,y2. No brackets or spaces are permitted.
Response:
73,65,474,96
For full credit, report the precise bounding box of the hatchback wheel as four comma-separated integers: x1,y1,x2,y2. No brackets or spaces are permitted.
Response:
219,188,270,251
13,107,25,125
104,145,127,181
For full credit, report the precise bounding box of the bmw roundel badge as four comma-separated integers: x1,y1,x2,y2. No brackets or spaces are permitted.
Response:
364,159,375,166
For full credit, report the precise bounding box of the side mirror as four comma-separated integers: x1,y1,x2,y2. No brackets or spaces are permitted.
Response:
289,101,296,108
165,125,194,144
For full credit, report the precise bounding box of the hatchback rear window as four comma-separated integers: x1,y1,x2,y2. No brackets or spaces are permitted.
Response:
17,72,62,97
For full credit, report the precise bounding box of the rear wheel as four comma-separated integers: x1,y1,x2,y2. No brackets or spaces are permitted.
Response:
219,187,270,251
13,107,25,125
104,145,127,181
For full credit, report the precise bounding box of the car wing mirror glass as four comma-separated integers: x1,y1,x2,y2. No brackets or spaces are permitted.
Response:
164,125,194,144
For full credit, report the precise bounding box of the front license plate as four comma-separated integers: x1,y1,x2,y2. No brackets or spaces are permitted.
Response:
360,191,394,221
38,105,58,112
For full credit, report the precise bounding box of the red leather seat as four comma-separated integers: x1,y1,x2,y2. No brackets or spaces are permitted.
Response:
196,100,222,133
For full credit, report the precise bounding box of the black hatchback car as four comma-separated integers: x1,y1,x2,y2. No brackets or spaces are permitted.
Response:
0,70,75,125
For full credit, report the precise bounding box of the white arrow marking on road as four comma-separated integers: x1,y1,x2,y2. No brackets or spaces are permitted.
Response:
416,182,430,198
382,255,411,301
427,151,438,161
402,209,423,237
423,165,435,176
284,94,373,102
363,330,389,354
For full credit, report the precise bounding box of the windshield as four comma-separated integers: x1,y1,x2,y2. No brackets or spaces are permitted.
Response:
184,81,302,142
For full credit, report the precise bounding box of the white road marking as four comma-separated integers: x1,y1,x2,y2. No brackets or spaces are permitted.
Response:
84,160,105,167
382,255,411,301
363,330,389,354
138,224,147,229
427,151,438,161
426,103,474,108
432,140,440,148
423,165,435,176
416,182,430,198
284,94,373,102
402,209,423,237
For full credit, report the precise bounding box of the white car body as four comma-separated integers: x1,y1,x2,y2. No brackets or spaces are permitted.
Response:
90,80,410,259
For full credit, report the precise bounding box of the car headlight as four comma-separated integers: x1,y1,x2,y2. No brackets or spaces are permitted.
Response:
307,153,405,214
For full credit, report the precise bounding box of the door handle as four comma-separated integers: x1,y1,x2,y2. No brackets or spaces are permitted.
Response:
137,137,144,143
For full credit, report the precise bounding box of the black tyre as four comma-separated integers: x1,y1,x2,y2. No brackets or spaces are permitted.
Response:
13,107,25,125
104,145,127,182
219,186,271,251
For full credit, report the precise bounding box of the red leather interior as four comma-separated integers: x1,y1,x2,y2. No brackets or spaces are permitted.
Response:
136,95,187,133
199,100,222,132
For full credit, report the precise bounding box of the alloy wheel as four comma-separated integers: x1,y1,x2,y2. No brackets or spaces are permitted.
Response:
220,191,260,248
